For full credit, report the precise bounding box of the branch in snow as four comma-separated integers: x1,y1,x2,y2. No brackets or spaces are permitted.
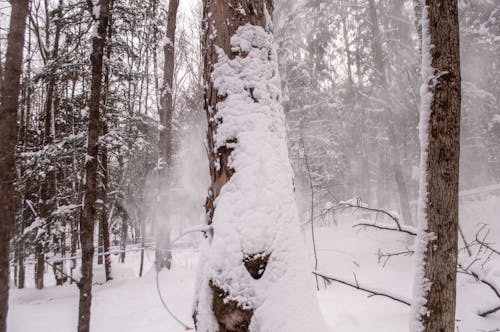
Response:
472,224,500,257
312,271,411,306
458,258,500,317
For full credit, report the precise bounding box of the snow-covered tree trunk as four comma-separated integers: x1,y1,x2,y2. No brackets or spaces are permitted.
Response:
193,1,328,331
410,1,461,331
78,0,111,331
0,1,29,330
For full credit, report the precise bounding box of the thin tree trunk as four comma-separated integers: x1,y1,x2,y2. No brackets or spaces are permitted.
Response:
410,1,461,331
156,0,180,270
119,211,128,263
100,122,112,282
77,0,111,331
0,0,29,330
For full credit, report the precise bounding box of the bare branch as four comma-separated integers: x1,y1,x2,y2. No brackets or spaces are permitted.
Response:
479,304,500,317
377,248,414,267
353,222,416,236
457,260,500,317
319,197,409,232
312,271,411,306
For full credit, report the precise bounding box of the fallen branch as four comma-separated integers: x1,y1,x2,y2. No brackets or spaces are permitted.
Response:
312,271,411,306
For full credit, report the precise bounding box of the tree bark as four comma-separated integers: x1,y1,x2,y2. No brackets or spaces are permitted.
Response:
100,125,112,281
156,0,180,270
411,1,461,331
77,0,111,331
0,0,29,331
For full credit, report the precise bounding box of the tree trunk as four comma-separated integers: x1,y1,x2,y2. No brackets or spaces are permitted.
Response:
194,1,327,331
119,212,128,263
156,0,179,270
77,0,111,331
100,123,112,282
410,1,461,331
0,0,29,330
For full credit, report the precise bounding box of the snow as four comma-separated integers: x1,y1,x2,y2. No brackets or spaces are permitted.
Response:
195,23,328,331
8,195,500,332
161,37,172,47
409,3,435,331
92,0,100,19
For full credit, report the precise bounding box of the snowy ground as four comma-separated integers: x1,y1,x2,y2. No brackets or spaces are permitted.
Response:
8,195,500,331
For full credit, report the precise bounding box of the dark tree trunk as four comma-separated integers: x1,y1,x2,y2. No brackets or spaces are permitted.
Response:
34,243,44,289
100,122,112,282
119,211,128,263
77,0,111,331
412,1,461,331
0,0,29,331
156,0,179,270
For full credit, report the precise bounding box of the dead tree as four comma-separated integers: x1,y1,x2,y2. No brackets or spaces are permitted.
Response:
77,0,111,331
0,0,30,331
410,1,461,331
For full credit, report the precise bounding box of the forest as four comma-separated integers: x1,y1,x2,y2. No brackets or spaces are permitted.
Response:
0,0,499,331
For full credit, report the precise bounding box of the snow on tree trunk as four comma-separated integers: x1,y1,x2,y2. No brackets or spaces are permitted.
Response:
78,1,111,331
193,1,328,331
410,1,461,331
0,1,29,331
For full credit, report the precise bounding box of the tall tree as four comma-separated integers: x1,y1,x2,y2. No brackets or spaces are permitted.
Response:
193,0,327,331
78,0,111,331
0,0,30,331
156,0,180,270
410,0,461,331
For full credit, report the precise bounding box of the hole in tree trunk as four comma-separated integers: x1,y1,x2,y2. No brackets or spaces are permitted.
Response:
243,252,270,280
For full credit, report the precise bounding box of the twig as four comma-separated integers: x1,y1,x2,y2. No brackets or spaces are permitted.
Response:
353,222,416,236
319,197,407,232
312,271,411,306
479,304,500,317
377,248,414,267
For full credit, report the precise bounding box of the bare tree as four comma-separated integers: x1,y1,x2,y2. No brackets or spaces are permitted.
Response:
77,0,111,331
0,0,30,331
410,0,461,331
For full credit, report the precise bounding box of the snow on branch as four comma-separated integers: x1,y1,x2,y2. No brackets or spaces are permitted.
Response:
312,271,411,306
